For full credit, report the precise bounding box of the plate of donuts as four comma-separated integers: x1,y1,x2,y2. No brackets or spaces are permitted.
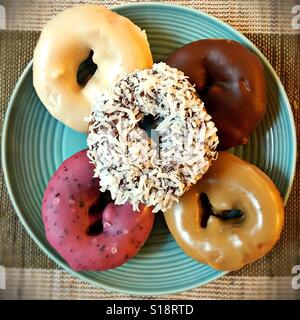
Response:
2,3,296,295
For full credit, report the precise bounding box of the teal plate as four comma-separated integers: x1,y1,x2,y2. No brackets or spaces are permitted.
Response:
2,3,297,295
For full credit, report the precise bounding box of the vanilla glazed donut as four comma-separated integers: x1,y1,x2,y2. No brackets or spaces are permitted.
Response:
87,63,219,213
33,5,153,132
164,152,284,271
42,149,154,271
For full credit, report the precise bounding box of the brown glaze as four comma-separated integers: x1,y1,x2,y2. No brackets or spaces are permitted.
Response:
166,39,267,150
164,152,284,271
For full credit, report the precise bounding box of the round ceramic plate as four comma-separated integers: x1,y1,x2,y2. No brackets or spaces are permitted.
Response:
2,3,296,295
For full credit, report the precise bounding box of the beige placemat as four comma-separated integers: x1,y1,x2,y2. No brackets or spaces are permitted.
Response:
0,0,300,299
1,269,299,300
1,0,300,34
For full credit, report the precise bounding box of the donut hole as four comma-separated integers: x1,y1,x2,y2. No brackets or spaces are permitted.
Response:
86,220,103,236
86,190,112,236
88,190,112,216
199,193,244,228
195,70,215,102
77,50,98,87
138,114,163,138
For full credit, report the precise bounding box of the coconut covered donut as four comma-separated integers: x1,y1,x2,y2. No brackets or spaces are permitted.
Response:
33,5,153,132
87,63,219,212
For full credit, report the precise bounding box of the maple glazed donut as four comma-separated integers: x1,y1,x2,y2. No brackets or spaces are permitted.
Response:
166,39,267,150
33,4,153,132
164,152,284,271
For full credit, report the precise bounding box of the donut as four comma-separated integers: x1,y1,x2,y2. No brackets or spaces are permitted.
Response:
33,5,153,132
166,39,267,150
164,152,284,271
87,62,219,213
42,149,154,271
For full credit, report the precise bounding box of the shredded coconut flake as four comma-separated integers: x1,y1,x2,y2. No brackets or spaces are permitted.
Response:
87,63,219,213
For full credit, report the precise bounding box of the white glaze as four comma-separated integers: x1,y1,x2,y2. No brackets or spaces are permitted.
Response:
33,4,153,132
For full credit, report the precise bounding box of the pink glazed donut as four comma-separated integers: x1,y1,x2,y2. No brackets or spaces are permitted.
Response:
42,149,154,271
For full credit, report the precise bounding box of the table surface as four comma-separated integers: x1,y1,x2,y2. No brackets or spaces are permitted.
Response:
0,0,299,300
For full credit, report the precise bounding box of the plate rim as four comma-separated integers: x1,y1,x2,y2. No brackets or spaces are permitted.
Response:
1,2,297,296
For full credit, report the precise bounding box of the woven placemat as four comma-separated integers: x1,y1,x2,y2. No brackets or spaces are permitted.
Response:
2,0,299,34
1,269,298,300
0,0,300,299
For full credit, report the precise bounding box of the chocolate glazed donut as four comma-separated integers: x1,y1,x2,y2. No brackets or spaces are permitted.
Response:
166,39,267,150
